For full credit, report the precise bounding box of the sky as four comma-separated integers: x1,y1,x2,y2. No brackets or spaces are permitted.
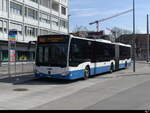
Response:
69,0,150,34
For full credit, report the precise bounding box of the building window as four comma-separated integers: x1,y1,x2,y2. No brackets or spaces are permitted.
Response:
39,12,50,24
0,0,8,12
30,0,38,3
2,51,8,62
39,0,50,8
0,20,2,32
0,0,3,11
0,20,7,33
10,2,22,15
3,21,7,33
3,0,8,12
60,19,67,28
52,0,59,12
25,26,37,37
61,6,66,15
9,23,22,35
25,7,38,20
51,16,59,27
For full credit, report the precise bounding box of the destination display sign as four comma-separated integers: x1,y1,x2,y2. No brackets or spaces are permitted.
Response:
38,36,68,43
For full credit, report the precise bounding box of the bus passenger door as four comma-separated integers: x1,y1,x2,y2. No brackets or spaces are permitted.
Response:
115,45,119,70
91,41,96,75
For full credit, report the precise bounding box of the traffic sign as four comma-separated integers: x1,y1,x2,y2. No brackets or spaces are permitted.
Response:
10,49,16,62
8,30,17,41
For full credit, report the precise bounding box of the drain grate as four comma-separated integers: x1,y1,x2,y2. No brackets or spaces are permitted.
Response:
13,88,28,92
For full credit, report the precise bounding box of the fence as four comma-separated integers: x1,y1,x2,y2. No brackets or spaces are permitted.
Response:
0,61,35,81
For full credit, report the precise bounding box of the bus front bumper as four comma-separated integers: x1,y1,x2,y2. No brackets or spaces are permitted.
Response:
35,69,85,80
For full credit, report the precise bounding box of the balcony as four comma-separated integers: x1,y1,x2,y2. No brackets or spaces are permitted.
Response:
24,17,38,26
14,0,24,3
0,32,9,41
52,10,59,17
24,35,37,43
39,22,50,29
24,0,38,9
60,27,68,34
39,5,50,14
52,24,59,31
60,13,68,19
61,0,68,6
9,13,23,23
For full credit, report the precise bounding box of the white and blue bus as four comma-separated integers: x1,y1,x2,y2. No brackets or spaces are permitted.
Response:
35,34,131,80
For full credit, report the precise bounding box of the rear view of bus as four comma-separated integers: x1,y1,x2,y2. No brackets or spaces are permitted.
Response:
35,34,71,80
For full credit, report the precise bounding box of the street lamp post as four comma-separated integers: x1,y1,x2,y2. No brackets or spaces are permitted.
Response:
68,14,71,34
133,0,136,72
147,14,149,63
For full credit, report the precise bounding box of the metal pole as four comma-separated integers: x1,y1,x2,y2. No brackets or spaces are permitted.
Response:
133,0,136,72
68,15,70,34
147,14,149,63
15,34,17,80
96,21,99,32
114,32,117,42
8,0,11,82
68,0,70,34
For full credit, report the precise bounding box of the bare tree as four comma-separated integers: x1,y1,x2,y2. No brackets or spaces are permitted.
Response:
110,27,132,37
72,25,89,37
108,27,132,42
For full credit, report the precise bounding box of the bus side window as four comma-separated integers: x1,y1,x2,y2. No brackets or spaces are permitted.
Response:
70,44,78,60
73,44,79,53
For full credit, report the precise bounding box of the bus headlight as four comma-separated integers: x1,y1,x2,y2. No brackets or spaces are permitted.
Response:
61,72,70,76
34,69,40,74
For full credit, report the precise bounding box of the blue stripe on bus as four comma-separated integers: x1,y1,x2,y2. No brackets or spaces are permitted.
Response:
35,62,131,80
119,62,131,69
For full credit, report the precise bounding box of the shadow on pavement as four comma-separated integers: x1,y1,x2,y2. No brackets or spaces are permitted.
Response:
0,74,35,84
21,78,79,86
0,74,79,85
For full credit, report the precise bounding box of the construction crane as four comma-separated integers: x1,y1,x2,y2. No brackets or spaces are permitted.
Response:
89,9,133,32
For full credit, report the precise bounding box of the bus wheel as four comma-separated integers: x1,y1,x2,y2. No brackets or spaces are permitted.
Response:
110,64,114,73
83,67,90,80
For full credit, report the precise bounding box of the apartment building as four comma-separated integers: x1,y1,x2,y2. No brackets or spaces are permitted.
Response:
0,0,69,62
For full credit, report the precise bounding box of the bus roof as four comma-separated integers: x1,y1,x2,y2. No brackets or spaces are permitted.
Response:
37,34,131,47
71,35,113,44
114,42,131,47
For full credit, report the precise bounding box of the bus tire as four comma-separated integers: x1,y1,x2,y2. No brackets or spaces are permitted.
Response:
83,66,90,80
110,63,114,73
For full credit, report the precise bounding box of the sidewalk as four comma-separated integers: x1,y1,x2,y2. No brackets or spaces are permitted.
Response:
0,61,149,85
0,73,36,84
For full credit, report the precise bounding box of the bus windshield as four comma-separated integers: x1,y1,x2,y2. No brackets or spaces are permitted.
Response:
36,43,68,67
36,35,69,67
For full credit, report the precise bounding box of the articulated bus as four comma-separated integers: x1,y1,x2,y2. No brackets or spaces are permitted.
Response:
35,34,131,80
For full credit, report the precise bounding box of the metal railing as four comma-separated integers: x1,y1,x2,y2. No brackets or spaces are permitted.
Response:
0,61,35,79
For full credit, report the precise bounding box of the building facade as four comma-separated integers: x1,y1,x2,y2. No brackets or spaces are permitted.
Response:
116,34,150,61
0,0,69,62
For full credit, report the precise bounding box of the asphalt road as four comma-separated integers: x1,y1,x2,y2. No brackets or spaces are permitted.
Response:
0,62,150,110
